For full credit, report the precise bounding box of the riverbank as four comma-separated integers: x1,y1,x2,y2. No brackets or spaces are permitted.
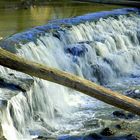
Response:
0,0,127,9
73,0,140,8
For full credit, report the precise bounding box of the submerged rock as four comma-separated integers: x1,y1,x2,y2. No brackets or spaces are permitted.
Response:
33,136,56,140
0,73,34,92
100,127,115,136
115,122,127,130
112,111,135,119
0,7,140,140
58,133,138,140
124,89,140,99
0,72,33,109
91,64,113,85
0,99,7,108
65,44,88,57
0,72,34,139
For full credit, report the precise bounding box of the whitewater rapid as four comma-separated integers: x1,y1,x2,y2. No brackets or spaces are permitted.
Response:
0,8,140,140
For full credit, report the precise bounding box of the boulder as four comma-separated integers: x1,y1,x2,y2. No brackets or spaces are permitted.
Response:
124,89,140,99
65,44,88,57
100,127,115,136
113,110,135,119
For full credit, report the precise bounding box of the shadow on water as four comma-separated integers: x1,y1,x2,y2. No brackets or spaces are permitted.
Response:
0,1,124,38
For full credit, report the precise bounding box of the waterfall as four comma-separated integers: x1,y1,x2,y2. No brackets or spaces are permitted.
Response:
0,8,140,140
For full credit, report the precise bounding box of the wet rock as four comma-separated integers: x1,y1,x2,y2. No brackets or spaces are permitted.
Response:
124,134,138,140
0,41,18,53
78,41,92,44
89,133,102,139
33,136,55,140
52,31,61,40
124,89,140,99
113,111,126,118
0,73,34,92
65,44,88,57
130,74,140,78
0,72,34,109
0,72,33,109
115,121,129,130
58,133,138,140
115,124,122,129
0,99,7,108
115,122,129,130
103,57,121,76
100,127,115,136
113,111,135,119
91,64,113,85
127,113,135,119
83,119,100,128
33,136,47,140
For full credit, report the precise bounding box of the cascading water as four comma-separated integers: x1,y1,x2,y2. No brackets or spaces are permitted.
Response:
0,8,140,140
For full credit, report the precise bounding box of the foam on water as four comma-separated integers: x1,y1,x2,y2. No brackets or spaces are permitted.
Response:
0,8,140,139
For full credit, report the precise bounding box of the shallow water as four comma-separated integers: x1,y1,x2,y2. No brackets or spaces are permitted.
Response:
1,2,140,140
0,2,123,38
1,8,140,140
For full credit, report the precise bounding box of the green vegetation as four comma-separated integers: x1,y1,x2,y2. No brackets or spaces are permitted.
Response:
0,0,73,9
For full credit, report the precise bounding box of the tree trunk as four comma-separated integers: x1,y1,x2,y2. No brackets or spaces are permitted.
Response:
0,48,140,115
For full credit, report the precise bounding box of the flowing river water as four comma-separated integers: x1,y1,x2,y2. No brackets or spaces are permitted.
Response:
0,2,140,140
0,2,123,38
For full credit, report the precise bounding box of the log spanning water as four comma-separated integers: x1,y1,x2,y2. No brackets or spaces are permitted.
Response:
0,48,140,116
1,8,140,140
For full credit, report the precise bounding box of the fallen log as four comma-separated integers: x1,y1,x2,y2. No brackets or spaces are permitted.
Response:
0,48,140,115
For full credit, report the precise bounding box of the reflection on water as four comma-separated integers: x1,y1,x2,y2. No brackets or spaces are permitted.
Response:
0,3,123,38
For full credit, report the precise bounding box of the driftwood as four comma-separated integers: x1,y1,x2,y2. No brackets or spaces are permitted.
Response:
73,0,140,8
0,48,140,115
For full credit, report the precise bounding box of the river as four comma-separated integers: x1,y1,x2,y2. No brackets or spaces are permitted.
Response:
0,2,123,38
1,2,140,140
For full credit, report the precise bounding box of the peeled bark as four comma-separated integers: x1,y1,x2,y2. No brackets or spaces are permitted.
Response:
0,48,140,115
